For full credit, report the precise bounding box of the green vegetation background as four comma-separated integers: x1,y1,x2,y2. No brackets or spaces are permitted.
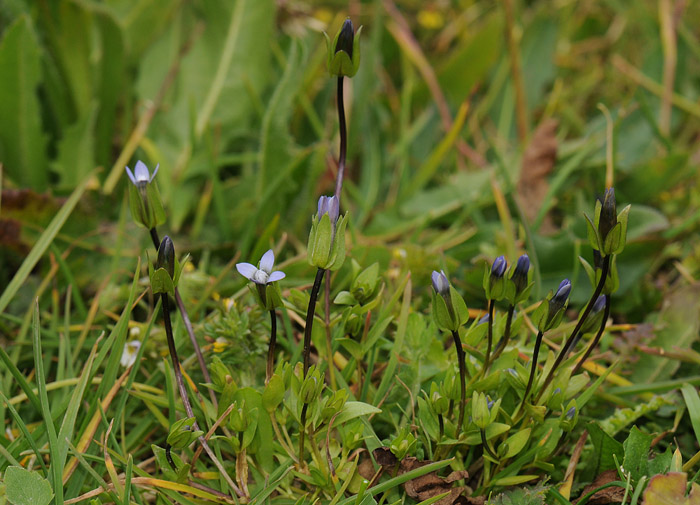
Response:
1,0,700,503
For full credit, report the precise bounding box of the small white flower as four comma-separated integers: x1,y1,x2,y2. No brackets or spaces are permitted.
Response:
120,340,141,368
236,249,285,285
125,160,159,186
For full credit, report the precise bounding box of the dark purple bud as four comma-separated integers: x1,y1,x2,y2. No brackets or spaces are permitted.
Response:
157,236,175,279
599,188,617,241
566,406,576,419
336,18,354,58
549,279,571,313
491,255,507,278
431,270,450,297
512,254,530,292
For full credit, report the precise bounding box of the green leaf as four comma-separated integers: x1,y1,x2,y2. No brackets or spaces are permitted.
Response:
502,428,531,459
0,15,48,190
333,401,381,425
587,422,624,475
52,106,97,189
4,466,53,505
622,426,653,483
681,384,700,446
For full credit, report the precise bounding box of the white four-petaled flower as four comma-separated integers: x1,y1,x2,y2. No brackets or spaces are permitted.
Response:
236,249,285,285
125,160,159,186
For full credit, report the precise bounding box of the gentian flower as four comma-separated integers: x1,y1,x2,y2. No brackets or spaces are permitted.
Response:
430,270,468,332
236,249,286,285
534,279,572,332
431,270,450,297
491,256,507,278
307,196,347,271
325,18,362,78
126,160,159,187
484,256,508,301
125,160,165,229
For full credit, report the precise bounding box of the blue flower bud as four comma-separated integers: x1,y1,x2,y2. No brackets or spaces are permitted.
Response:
491,255,507,278
566,406,576,419
477,313,490,325
431,270,450,297
317,195,340,223
550,279,571,313
325,18,362,77
336,18,354,58
512,254,530,292
599,188,617,242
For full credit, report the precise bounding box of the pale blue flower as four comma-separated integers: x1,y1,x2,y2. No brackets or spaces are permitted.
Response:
125,160,159,186
236,249,285,285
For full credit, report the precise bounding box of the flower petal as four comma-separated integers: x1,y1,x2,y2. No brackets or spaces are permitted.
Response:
236,263,258,280
125,166,136,185
259,249,275,273
150,163,160,182
134,160,150,182
268,271,285,282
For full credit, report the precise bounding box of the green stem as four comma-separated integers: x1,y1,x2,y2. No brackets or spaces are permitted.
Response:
266,309,277,383
492,304,515,361
150,228,216,408
451,330,467,437
303,268,327,377
571,297,611,375
536,255,611,402
160,293,243,500
299,403,309,463
521,330,544,410
483,300,495,373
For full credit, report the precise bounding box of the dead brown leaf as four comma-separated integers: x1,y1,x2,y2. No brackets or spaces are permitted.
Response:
372,448,470,505
574,469,625,504
517,119,558,233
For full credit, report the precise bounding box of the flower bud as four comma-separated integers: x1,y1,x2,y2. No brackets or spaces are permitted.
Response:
431,271,469,332
599,188,617,243
559,401,578,432
580,295,607,335
167,417,203,449
157,236,175,279
324,18,362,78
307,196,347,271
471,392,491,430
533,279,571,332
484,256,508,301
389,428,416,461
512,254,530,292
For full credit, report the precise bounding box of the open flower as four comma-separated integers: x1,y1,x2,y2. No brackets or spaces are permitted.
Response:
236,249,285,285
125,160,159,186
120,340,141,368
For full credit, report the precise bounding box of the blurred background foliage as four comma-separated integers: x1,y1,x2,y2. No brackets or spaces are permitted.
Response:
0,0,699,333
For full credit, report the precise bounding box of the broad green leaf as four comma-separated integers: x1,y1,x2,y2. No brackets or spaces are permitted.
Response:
333,401,381,425
681,384,700,446
53,106,97,189
0,15,48,190
622,426,653,483
587,422,623,475
4,466,53,505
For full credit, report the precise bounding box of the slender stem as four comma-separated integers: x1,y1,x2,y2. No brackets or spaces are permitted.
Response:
266,309,277,384
334,76,346,202
450,330,467,437
481,429,498,459
492,305,515,362
149,228,216,408
438,414,444,440
303,268,327,377
299,403,309,464
483,300,495,373
324,274,336,388
536,256,611,402
160,293,243,499
571,298,611,376
521,330,544,410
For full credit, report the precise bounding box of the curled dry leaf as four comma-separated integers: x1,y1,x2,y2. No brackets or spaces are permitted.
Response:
643,472,700,505
372,447,471,505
